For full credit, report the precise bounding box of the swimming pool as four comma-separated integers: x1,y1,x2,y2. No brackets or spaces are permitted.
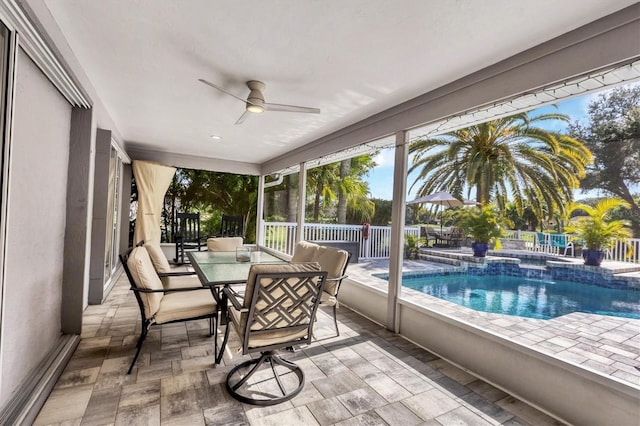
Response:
399,274,640,319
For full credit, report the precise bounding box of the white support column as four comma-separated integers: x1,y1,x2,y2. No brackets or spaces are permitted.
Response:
387,131,409,333
256,174,265,247
296,162,307,243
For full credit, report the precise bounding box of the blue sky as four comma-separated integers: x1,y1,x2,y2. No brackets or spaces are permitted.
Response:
364,93,606,201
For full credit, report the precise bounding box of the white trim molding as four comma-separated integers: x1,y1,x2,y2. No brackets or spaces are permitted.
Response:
0,0,90,108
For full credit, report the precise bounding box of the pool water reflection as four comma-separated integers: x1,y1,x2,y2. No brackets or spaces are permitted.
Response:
402,274,640,319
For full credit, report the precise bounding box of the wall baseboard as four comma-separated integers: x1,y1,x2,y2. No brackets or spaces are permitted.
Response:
0,334,80,425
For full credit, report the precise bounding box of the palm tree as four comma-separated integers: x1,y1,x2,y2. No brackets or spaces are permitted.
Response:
566,198,632,252
409,112,592,220
337,155,376,224
306,164,338,221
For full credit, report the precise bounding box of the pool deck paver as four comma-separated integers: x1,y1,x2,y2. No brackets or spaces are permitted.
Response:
348,257,640,388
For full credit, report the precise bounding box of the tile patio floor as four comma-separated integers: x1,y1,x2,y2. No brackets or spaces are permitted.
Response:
34,272,565,426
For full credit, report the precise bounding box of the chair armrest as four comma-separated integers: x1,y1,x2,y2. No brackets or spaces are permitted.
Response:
157,271,196,277
131,286,208,294
223,287,247,312
325,275,349,297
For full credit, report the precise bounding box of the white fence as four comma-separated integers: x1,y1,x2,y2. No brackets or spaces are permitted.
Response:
263,222,420,259
263,222,640,264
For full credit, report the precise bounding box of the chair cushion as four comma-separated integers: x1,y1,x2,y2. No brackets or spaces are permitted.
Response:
206,237,243,252
228,308,309,348
320,291,337,306
127,247,164,318
160,274,202,289
154,289,217,324
145,243,172,273
314,246,349,296
290,241,319,262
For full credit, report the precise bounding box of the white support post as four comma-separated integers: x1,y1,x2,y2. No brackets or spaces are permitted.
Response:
387,131,409,333
256,175,265,247
296,162,307,243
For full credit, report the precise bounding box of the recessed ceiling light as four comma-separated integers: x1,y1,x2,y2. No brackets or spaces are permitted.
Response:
209,135,222,140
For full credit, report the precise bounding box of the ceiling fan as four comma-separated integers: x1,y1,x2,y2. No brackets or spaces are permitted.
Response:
198,79,321,125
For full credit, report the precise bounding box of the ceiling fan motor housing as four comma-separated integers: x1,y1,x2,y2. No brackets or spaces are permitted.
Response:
246,80,266,112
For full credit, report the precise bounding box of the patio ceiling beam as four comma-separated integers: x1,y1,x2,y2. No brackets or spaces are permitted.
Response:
126,147,261,176
261,3,640,175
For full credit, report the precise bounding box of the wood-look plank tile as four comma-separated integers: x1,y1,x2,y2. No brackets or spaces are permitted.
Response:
312,371,367,399
402,388,461,420
114,404,160,426
203,400,248,425
375,401,423,425
436,406,494,425
337,387,388,416
55,366,101,389
365,372,412,403
306,396,353,425
33,384,94,425
118,380,161,411
80,387,121,425
334,411,388,426
251,406,319,426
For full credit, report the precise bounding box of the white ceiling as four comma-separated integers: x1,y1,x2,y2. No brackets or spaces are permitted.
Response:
38,0,637,166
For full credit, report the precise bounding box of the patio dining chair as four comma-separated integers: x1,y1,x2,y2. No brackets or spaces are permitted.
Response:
174,212,204,264
291,241,350,336
535,232,549,253
445,227,464,248
144,242,202,289
206,236,244,252
222,262,326,405
120,245,219,374
219,214,245,238
549,234,574,256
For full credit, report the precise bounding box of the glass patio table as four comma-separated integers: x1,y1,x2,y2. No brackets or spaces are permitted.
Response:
187,249,287,363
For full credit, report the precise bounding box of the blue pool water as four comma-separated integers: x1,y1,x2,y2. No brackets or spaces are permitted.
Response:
401,274,640,320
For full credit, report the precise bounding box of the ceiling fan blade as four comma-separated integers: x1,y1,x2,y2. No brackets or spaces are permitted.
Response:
234,110,251,125
198,79,248,104
264,102,320,114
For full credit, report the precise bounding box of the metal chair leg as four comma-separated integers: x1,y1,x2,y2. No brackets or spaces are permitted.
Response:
226,351,305,406
128,323,150,374
215,313,230,364
332,305,340,336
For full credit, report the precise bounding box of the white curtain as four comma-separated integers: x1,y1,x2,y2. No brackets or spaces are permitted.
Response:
132,160,176,245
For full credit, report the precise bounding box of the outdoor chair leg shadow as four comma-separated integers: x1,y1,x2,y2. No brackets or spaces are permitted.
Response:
223,263,326,405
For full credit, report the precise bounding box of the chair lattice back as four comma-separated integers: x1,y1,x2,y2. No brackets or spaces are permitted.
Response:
250,273,323,330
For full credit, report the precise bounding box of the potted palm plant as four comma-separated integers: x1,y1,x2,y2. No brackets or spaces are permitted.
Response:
566,198,632,266
456,205,503,257
404,233,420,260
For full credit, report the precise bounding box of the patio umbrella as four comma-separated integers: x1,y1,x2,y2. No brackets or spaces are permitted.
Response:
407,191,465,233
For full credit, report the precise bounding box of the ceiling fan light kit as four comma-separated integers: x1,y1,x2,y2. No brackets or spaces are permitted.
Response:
199,78,320,125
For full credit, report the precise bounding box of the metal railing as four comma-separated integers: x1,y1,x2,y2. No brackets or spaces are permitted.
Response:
262,222,640,264
263,222,420,259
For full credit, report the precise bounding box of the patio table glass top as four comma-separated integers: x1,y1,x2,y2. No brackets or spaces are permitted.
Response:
187,250,286,286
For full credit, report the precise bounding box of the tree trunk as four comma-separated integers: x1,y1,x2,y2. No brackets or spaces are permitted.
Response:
615,186,640,237
286,175,297,222
475,184,483,207
313,181,321,222
337,159,351,224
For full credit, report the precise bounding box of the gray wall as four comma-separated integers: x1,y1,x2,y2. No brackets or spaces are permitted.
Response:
0,49,71,403
88,129,111,304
